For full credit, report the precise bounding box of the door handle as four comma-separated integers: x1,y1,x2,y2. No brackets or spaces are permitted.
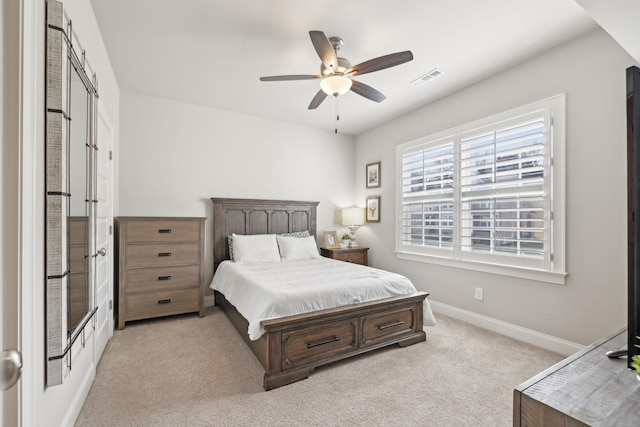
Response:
1,349,22,391
98,247,107,256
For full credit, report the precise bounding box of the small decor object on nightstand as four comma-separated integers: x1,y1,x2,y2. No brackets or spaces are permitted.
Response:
366,196,380,222
339,233,350,248
323,231,339,249
366,161,381,188
632,337,640,381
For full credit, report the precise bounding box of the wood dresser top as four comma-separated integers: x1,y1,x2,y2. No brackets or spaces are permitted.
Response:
515,328,640,426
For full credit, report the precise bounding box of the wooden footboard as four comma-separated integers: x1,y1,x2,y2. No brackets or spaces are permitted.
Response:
215,290,428,390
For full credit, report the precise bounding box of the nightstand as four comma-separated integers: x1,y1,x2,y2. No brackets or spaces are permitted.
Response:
320,246,368,266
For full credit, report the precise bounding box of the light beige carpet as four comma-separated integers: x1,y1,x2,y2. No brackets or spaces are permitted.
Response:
75,307,563,427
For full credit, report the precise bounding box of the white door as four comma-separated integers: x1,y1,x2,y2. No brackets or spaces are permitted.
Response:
0,184,22,427
94,108,114,360
0,243,21,426
1,0,22,423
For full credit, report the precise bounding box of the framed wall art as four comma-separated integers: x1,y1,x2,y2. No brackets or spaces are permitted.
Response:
366,161,381,188
366,196,380,222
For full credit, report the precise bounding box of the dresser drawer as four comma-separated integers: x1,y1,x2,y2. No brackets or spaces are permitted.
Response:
125,288,200,321
125,265,200,293
68,217,88,245
361,307,415,346
320,247,368,266
333,251,366,265
69,245,88,273
125,242,200,269
125,220,201,243
282,320,357,370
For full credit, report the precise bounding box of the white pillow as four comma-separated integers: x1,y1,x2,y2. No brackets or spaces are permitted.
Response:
276,235,321,261
231,234,281,263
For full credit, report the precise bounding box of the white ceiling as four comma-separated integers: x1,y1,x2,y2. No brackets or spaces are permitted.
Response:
575,0,640,63
90,0,598,136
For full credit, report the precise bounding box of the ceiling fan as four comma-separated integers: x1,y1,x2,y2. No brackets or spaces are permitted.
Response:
260,31,414,110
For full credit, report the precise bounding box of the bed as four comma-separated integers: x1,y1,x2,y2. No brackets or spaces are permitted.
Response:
210,197,431,390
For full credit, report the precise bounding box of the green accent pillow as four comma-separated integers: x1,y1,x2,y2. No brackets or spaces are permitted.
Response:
278,230,311,238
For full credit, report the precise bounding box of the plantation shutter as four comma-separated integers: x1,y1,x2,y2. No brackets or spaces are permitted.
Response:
400,140,455,250
459,112,546,259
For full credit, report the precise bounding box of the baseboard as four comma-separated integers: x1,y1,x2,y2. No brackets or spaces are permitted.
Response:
429,300,583,357
60,362,96,427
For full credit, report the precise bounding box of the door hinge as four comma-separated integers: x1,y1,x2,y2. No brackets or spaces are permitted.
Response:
109,150,113,160
109,225,113,235
109,300,113,310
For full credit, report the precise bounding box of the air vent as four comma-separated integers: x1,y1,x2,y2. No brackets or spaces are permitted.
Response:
410,68,444,87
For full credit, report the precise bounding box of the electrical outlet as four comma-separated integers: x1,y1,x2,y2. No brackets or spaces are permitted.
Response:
474,287,484,301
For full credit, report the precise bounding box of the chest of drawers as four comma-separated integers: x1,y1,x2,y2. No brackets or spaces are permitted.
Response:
115,217,205,329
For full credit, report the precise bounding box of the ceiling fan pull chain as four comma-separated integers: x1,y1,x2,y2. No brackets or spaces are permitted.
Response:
335,95,339,134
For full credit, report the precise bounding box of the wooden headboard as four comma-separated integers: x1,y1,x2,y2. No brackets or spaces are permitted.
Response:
211,198,319,271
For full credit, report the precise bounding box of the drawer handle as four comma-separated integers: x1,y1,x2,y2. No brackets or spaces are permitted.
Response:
158,275,172,281
158,252,172,257
306,336,340,349
158,229,172,233
378,321,404,330
157,299,171,305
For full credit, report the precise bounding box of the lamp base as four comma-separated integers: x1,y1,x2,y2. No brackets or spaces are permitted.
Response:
347,225,359,247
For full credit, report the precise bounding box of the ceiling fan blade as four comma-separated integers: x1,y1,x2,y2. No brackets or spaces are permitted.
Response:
346,51,414,76
309,31,338,71
308,89,328,110
260,75,321,81
350,80,386,103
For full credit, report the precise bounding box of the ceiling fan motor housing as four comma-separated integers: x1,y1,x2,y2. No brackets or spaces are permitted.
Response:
321,57,351,76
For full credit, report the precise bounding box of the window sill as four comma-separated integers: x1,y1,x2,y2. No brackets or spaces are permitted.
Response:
395,251,567,285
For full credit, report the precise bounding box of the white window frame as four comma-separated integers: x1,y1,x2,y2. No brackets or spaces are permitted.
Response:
395,94,567,284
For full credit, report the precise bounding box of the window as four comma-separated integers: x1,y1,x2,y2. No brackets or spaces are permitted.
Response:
396,95,566,284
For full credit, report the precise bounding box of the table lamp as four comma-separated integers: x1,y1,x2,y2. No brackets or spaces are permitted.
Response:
342,207,365,247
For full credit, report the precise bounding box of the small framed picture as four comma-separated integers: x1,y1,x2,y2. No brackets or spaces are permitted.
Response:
366,196,380,223
366,161,381,188
323,231,339,248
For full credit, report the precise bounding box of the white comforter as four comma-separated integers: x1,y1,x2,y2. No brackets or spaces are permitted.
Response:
210,258,436,340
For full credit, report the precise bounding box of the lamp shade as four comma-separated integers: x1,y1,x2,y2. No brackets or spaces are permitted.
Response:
342,207,365,226
320,75,352,96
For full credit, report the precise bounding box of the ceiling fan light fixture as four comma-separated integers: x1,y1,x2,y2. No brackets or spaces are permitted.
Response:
320,75,352,96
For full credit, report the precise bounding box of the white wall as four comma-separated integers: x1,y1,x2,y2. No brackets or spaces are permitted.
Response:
25,0,120,426
118,91,356,287
354,29,638,347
